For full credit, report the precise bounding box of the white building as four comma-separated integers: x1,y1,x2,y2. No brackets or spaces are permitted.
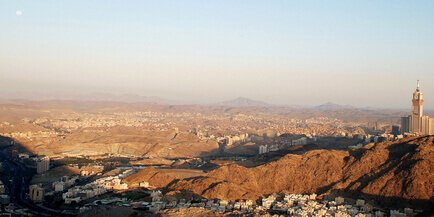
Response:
292,137,308,146
139,181,149,188
53,182,65,192
259,145,268,154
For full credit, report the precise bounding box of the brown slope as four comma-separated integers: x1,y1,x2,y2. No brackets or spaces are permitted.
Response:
338,136,434,201
165,136,433,206
124,167,205,189
168,149,348,200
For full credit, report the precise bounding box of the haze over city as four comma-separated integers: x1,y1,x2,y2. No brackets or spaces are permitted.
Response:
1,1,434,108
1,1,434,217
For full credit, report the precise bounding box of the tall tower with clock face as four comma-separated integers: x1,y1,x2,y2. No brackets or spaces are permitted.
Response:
411,80,424,133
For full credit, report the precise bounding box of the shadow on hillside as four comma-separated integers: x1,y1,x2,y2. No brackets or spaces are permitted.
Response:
0,135,80,216
343,136,428,193
197,135,363,168
330,136,433,215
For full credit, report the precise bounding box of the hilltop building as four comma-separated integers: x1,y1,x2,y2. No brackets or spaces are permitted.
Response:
401,81,434,135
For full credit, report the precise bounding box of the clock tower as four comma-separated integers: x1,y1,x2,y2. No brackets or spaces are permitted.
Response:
411,80,424,133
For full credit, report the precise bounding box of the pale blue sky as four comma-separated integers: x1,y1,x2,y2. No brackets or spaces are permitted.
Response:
0,0,433,108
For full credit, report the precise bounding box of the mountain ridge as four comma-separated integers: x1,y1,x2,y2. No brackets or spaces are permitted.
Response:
213,97,271,107
127,136,433,210
314,102,356,110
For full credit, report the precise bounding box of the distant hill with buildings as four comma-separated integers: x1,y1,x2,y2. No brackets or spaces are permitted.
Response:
157,136,433,209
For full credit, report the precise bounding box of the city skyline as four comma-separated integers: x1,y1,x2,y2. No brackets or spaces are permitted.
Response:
401,80,434,135
1,1,434,108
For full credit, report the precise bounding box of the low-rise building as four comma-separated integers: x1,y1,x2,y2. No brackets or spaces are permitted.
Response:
139,181,149,188
258,145,268,154
29,184,45,203
0,194,10,205
335,196,345,205
53,181,65,192
0,181,5,194
356,199,365,206
390,210,406,217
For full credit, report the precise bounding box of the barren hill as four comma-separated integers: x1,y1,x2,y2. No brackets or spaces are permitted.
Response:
158,136,432,208
33,127,219,158
337,136,434,201
170,149,348,200
124,167,205,189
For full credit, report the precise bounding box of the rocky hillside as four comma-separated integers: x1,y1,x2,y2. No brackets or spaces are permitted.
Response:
124,167,205,189
169,149,348,200
336,136,433,204
162,136,433,209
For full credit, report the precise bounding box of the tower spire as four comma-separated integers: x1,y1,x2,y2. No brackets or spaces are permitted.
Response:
417,80,420,91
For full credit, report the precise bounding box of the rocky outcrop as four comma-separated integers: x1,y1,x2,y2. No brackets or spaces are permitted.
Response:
163,136,433,208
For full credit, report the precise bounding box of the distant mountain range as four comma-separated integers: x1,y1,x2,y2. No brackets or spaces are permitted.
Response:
214,97,271,107
0,92,411,112
314,102,355,111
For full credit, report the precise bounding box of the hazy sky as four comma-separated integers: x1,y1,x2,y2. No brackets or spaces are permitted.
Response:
1,0,434,108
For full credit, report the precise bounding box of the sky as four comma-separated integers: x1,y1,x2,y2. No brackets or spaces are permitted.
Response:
0,0,434,109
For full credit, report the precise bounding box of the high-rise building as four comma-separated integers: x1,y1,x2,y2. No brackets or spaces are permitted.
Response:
421,116,430,135
431,118,434,135
391,125,400,136
411,80,424,133
401,81,433,135
401,115,411,134
36,156,50,174
421,116,434,135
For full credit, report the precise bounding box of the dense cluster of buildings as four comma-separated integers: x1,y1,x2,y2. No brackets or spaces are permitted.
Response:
217,133,250,146
52,175,79,192
0,181,11,206
259,135,309,154
3,105,369,147
77,192,418,217
401,81,434,135
62,169,133,204
29,177,78,203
